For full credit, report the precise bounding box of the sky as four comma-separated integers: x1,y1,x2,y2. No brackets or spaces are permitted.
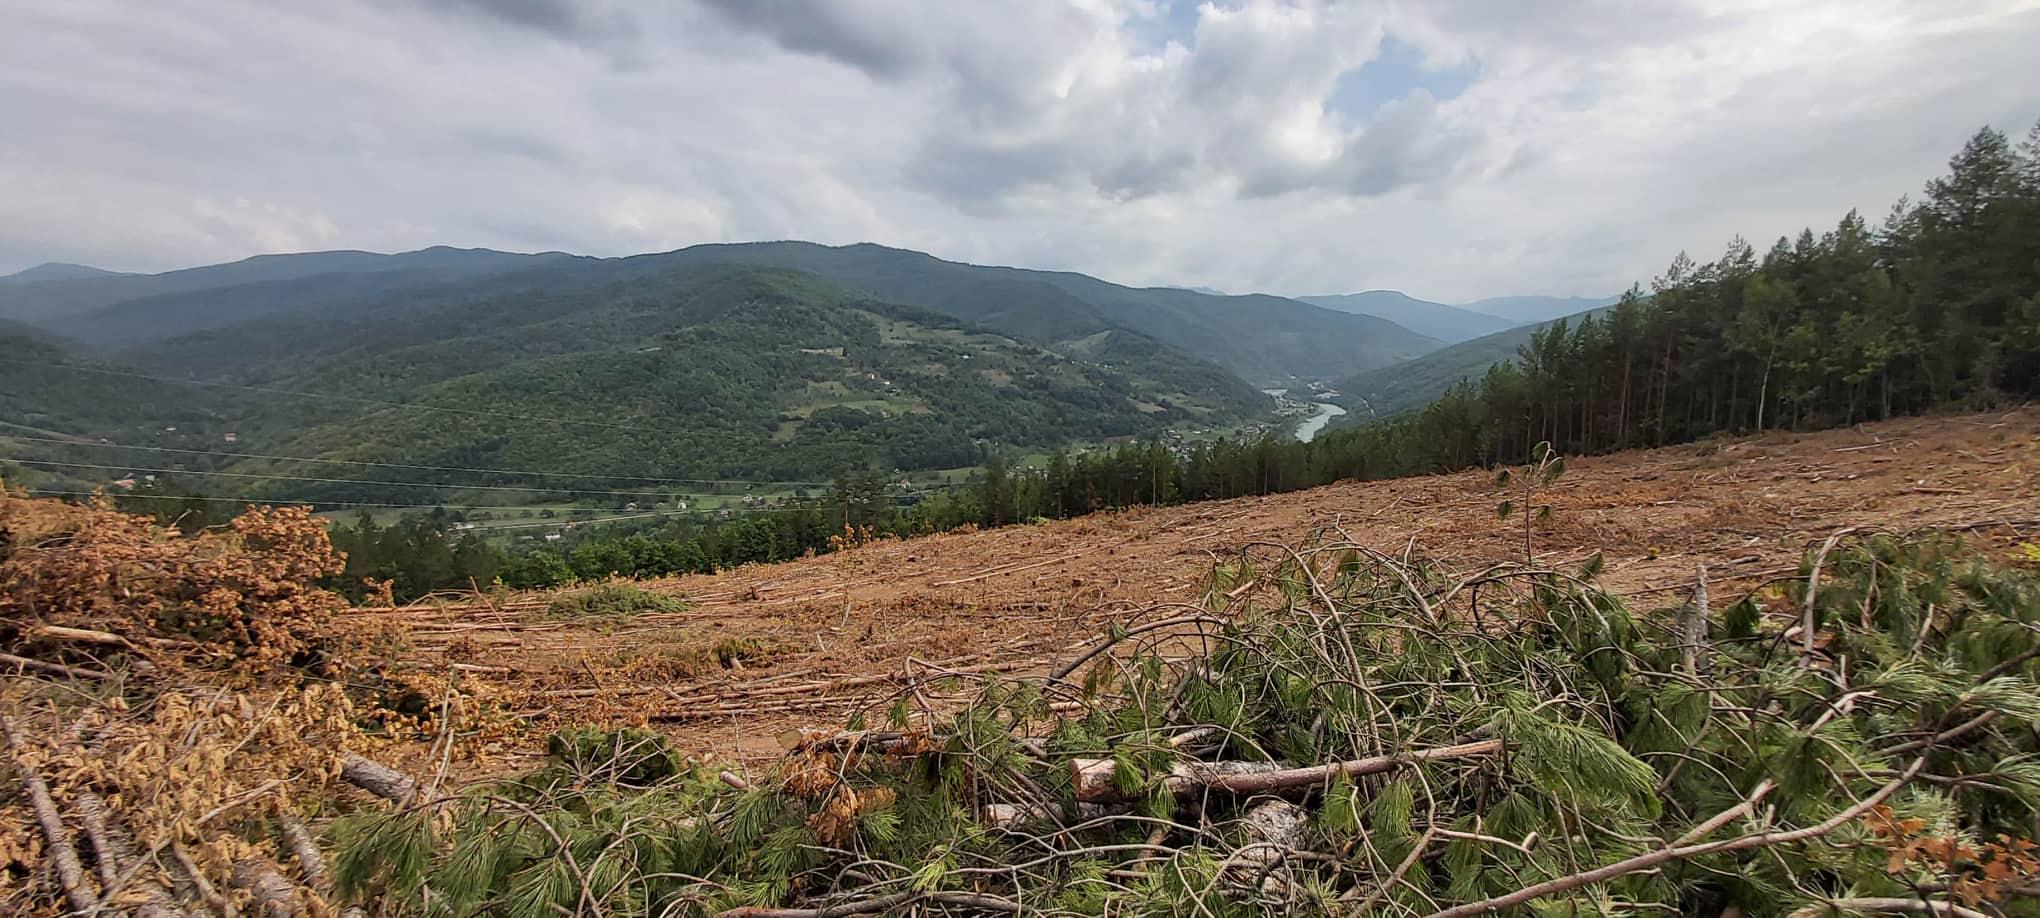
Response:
2,0,2037,302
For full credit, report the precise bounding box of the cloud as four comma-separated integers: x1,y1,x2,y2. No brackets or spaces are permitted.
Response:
421,0,639,46
1,0,2036,305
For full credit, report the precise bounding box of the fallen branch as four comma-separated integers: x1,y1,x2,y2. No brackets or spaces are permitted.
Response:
717,889,1022,917
75,793,185,918
341,753,420,804
2,714,99,913
0,651,112,681
1428,757,1926,918
1786,897,1990,918
1070,739,1503,802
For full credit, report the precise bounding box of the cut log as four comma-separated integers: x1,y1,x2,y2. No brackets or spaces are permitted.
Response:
232,858,301,917
1233,799,1309,891
1071,739,1504,802
279,813,328,891
76,793,186,918
340,753,419,804
981,801,1125,828
2,714,99,913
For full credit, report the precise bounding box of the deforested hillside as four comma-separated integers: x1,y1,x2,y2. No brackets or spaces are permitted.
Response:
5,409,2036,916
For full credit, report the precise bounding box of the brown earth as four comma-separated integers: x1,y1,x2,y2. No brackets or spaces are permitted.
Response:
370,409,2040,769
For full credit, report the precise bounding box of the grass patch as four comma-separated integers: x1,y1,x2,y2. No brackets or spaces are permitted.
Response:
544,581,691,620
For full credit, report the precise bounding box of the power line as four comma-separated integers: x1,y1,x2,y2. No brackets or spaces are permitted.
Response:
0,433,837,487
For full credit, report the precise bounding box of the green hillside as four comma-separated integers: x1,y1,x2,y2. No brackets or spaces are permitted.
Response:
2,265,1267,505
1330,305,1613,420
643,242,1440,383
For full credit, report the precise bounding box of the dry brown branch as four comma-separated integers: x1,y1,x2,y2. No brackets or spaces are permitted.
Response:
0,651,113,681
2,713,99,913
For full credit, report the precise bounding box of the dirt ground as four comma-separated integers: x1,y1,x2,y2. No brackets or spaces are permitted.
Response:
369,408,2040,769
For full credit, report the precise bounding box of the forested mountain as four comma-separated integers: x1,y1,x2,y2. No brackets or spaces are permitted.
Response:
0,246,560,323
1331,305,1612,418
1,263,1267,503
616,242,1439,382
1459,293,1619,324
1299,290,1518,343
10,241,1438,384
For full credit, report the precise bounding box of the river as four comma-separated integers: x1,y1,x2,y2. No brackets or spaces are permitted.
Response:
1263,388,1349,443
1294,401,1348,443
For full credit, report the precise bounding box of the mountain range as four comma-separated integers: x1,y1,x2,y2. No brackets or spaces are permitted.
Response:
0,242,1607,500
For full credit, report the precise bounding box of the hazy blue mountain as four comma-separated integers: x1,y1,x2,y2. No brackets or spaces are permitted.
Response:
1300,290,1518,343
1458,294,1620,324
0,262,131,285
0,246,557,323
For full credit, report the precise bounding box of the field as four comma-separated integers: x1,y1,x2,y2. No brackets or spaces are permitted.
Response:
372,408,2040,769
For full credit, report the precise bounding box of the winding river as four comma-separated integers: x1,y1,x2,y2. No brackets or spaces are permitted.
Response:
1263,388,1350,443
1293,401,1348,443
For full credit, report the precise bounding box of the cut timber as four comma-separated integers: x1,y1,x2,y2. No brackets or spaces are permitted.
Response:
1070,739,1503,802
279,813,329,891
1234,799,1309,890
231,858,300,917
76,793,185,918
981,801,1125,828
2,714,98,913
340,753,419,804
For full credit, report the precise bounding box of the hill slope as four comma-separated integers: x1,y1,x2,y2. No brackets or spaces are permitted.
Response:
13,242,1439,385
4,265,1268,499
1299,290,1517,343
370,409,2040,761
619,242,1440,383
1331,305,1613,419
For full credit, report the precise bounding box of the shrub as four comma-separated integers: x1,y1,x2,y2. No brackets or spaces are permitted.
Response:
543,580,690,620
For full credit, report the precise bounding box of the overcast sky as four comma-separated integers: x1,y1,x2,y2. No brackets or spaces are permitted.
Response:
3,1,2037,301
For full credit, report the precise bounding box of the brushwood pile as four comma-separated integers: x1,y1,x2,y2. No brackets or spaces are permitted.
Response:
5,489,2040,916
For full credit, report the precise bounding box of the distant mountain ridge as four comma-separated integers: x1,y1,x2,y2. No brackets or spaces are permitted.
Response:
0,262,131,285
1299,290,1518,344
1330,304,1618,420
1460,293,1621,324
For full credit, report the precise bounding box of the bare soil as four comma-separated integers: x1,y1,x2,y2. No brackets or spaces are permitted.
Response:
370,409,2040,768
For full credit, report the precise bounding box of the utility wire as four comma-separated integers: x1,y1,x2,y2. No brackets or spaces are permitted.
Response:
0,433,837,487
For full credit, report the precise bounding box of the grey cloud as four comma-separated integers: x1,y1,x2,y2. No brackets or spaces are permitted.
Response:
689,0,922,78
424,0,637,42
